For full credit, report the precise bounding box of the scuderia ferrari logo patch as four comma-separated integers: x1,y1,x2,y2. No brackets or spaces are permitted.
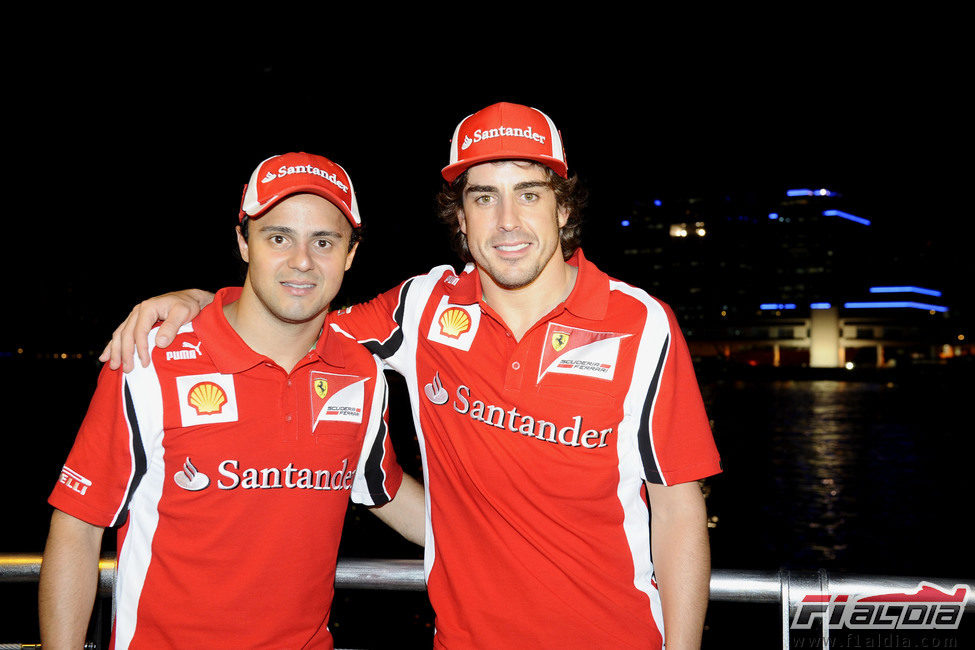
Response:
310,371,370,425
538,323,630,383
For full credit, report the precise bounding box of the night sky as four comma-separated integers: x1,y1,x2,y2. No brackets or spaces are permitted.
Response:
4,35,971,355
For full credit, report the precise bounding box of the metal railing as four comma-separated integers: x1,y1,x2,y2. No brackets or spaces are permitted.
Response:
3,554,971,649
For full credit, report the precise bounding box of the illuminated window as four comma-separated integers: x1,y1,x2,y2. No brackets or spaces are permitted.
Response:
669,223,689,238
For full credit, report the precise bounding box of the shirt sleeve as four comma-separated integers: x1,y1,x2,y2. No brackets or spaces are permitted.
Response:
350,355,403,506
638,302,722,486
48,363,154,527
329,280,412,363
329,266,457,374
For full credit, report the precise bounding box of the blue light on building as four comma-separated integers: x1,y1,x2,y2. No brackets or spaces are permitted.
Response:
760,303,797,310
621,220,631,227
823,209,871,226
869,286,942,297
810,302,832,310
844,301,949,313
787,188,837,197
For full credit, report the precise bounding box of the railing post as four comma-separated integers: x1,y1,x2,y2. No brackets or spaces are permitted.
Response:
782,569,836,649
819,568,831,649
779,569,790,650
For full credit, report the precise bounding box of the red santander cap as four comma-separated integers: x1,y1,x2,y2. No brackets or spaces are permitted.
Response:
239,152,361,227
441,102,567,183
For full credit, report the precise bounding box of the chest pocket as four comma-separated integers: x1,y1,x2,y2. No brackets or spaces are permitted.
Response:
534,375,621,423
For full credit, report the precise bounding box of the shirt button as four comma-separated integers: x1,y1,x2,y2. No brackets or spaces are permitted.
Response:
285,414,293,422
511,361,520,370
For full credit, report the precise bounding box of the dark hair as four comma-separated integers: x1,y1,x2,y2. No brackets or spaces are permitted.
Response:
435,163,587,263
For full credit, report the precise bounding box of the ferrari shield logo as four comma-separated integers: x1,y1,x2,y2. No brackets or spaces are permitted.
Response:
552,331,570,352
313,378,329,399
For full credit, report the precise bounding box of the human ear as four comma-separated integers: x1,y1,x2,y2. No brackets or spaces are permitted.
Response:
236,226,249,263
344,241,359,271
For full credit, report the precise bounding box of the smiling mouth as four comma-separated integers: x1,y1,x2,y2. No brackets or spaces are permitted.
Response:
495,243,530,253
281,281,316,290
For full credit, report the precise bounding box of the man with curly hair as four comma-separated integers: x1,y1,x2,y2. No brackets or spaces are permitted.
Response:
102,103,721,649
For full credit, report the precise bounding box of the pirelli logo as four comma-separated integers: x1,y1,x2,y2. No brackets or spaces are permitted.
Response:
59,465,92,496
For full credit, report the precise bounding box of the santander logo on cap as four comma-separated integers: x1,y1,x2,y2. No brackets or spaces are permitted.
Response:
239,152,362,227
259,162,349,193
442,102,568,183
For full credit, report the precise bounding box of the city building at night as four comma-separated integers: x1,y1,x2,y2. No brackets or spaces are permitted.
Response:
605,188,969,369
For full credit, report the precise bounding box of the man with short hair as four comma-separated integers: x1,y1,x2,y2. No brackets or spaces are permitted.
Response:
40,152,423,649
104,104,721,649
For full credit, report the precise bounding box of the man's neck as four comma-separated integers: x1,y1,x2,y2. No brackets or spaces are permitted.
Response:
223,293,324,373
479,257,578,341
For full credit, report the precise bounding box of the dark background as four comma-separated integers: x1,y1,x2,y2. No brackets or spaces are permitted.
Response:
2,25,972,647
3,30,972,352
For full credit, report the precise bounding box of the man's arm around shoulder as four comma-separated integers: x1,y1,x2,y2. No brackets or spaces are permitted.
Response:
100,289,215,372
39,509,106,648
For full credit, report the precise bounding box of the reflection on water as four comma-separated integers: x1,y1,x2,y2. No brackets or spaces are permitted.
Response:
772,381,905,562
701,377,970,576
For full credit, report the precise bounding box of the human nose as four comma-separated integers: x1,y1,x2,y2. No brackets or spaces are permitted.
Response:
497,195,522,231
288,243,313,272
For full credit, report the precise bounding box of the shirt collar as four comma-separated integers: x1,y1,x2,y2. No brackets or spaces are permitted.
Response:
192,287,345,374
446,248,609,320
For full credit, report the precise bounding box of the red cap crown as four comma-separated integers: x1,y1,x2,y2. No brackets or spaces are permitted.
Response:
239,152,361,227
441,102,568,183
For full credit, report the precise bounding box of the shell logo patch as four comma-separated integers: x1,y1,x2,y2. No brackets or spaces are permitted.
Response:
428,297,480,351
538,323,630,383
314,377,329,399
311,371,370,426
176,373,238,426
187,381,227,415
439,307,472,339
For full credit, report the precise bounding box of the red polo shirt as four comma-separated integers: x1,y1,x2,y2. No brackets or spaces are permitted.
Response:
330,249,721,648
49,288,402,649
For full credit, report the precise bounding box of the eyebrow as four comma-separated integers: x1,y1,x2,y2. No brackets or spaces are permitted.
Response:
464,181,551,195
258,225,346,239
